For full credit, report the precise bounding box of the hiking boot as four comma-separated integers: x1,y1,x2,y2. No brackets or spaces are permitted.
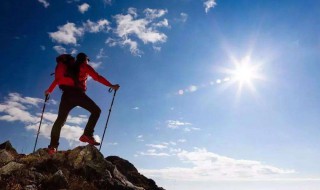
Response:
79,134,100,146
48,147,57,155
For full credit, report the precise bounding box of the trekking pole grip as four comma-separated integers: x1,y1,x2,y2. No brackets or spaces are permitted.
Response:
45,94,50,102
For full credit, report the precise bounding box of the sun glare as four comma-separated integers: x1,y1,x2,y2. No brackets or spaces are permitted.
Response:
233,64,255,83
220,55,264,98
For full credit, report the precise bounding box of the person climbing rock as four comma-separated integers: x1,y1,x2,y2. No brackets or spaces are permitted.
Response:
45,53,120,154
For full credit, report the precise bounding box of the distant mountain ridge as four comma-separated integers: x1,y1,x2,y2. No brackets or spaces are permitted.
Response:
0,141,164,190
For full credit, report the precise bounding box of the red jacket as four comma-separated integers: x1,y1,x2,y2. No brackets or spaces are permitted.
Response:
47,62,112,93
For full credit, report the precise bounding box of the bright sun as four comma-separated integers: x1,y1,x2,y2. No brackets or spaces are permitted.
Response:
221,55,264,97
233,64,255,83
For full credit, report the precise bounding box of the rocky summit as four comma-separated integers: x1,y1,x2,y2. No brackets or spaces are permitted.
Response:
0,141,164,190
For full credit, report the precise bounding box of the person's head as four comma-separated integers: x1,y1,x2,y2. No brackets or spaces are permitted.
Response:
76,52,90,63
56,54,75,64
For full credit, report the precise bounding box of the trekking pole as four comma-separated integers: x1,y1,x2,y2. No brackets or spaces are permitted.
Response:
99,88,117,151
33,94,50,153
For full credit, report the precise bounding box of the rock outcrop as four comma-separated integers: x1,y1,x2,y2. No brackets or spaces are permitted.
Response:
0,141,164,190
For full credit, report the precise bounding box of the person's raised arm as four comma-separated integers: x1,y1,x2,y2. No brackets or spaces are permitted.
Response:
85,64,120,90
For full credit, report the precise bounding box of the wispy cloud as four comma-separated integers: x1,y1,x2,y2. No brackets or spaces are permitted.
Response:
89,61,102,69
103,0,112,6
49,23,84,45
184,127,201,132
78,3,90,14
53,45,66,54
140,147,295,181
204,0,217,13
52,46,79,55
137,135,144,142
49,8,168,56
49,19,110,46
96,48,108,59
137,149,170,157
167,120,192,129
136,140,185,157
0,93,42,123
178,13,188,23
106,8,169,56
0,93,97,147
83,19,110,33
38,0,50,8
147,144,168,149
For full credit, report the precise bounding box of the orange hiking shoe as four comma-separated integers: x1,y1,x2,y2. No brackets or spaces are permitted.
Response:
79,134,100,146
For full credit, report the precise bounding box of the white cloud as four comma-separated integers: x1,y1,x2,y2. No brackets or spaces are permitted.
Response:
137,135,144,142
167,120,192,129
96,48,108,59
49,8,168,56
0,93,42,124
83,19,110,33
53,45,66,54
140,148,295,181
66,115,88,125
107,37,142,56
107,142,118,146
184,127,201,132
137,140,187,158
0,107,37,123
38,0,49,8
89,61,102,69
144,8,168,20
128,7,138,18
204,0,217,13
78,3,90,14
50,19,110,46
25,122,88,146
153,19,169,28
114,14,163,43
49,22,84,45
138,151,170,157
53,46,78,55
132,107,139,110
153,46,161,52
70,48,78,55
103,0,112,5
0,93,99,147
108,8,168,56
6,93,42,107
147,144,168,149
180,13,188,23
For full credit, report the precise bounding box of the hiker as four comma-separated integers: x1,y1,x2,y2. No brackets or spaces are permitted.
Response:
45,53,120,154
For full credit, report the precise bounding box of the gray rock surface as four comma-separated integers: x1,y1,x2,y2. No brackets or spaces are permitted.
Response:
0,141,165,190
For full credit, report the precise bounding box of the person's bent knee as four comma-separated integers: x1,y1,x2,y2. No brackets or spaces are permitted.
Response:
94,106,101,116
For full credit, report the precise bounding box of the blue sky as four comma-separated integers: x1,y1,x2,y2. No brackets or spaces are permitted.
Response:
1,0,320,189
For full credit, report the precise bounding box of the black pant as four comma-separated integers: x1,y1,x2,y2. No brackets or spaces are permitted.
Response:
49,88,101,148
